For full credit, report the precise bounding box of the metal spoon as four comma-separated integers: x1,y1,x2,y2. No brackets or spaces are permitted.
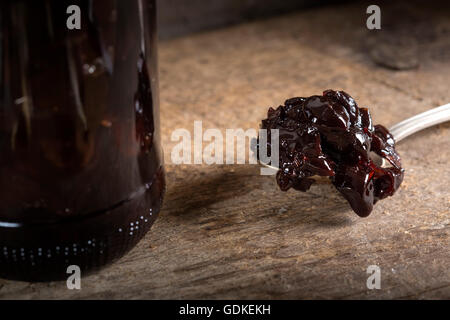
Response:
257,102,450,171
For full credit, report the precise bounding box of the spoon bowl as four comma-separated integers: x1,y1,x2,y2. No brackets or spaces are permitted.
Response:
256,102,450,171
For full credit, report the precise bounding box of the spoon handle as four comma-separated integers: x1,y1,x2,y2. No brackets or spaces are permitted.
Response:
390,103,450,142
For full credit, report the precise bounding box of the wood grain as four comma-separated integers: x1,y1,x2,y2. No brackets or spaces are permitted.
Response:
1,0,449,299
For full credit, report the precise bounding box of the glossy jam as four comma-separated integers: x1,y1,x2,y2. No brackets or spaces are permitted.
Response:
0,0,165,281
258,90,404,217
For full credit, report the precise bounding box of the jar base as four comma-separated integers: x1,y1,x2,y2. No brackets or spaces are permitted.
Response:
0,167,165,282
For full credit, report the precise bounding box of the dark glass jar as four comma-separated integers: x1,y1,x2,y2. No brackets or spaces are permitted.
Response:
0,0,165,281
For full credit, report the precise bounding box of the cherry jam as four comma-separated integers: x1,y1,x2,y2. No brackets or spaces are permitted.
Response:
258,90,404,217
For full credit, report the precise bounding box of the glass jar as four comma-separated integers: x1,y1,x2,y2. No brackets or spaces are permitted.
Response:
0,0,165,281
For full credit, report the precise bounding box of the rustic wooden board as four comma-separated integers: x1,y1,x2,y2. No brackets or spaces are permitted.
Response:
1,1,449,299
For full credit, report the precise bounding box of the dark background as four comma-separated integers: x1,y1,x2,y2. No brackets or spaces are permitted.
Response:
158,0,348,39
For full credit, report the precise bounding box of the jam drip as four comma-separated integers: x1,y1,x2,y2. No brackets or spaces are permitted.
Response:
258,90,404,217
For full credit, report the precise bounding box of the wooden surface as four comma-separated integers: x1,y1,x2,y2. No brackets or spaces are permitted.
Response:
1,1,449,299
